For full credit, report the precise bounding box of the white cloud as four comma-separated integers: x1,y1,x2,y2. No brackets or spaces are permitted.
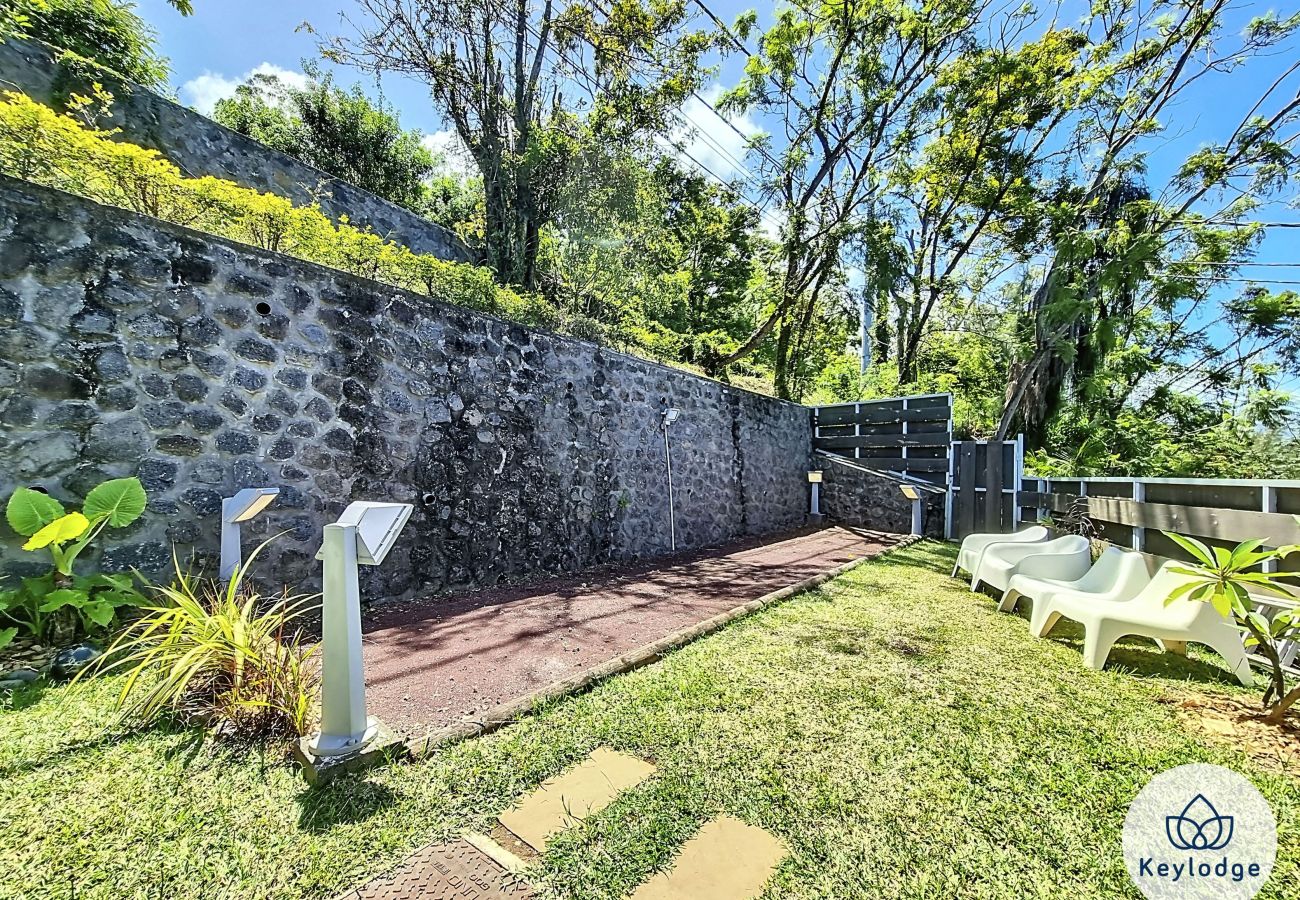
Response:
421,129,477,179
182,63,310,116
664,84,762,181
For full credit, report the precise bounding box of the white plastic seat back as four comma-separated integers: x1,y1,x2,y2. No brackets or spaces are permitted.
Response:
953,525,1049,577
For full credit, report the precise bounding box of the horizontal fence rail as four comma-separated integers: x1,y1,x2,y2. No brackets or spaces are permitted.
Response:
812,393,952,487
1017,476,1300,673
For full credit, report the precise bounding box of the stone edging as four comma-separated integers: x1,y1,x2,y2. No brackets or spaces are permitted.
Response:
404,534,925,758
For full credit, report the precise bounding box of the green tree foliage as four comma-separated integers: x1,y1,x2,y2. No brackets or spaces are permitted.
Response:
211,72,438,211
3,0,174,90
325,0,715,291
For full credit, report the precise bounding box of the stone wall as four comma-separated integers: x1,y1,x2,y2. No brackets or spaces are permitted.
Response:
0,37,471,263
0,177,813,599
819,453,945,538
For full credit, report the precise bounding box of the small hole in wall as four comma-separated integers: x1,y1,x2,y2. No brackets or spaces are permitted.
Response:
28,485,49,495
421,493,436,505
254,301,272,316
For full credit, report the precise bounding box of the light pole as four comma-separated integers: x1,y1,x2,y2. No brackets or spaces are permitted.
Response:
219,487,279,580
662,407,680,551
298,500,413,783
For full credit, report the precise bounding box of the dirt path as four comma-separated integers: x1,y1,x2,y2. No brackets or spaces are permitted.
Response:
361,526,902,735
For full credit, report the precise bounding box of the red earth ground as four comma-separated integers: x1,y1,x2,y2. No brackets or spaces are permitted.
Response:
359,526,902,736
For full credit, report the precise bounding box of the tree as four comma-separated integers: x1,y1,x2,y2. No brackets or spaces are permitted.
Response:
325,0,712,291
717,0,989,399
993,2,1300,442
3,0,177,90
212,72,437,210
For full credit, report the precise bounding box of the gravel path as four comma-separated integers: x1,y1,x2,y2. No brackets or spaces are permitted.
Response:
361,526,902,735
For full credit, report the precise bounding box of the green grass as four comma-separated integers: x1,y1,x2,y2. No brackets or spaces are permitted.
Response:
1,542,1296,899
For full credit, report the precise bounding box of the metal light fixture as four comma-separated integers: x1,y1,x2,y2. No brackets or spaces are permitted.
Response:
220,487,279,580
308,500,414,760
808,470,823,517
661,407,681,551
900,484,923,536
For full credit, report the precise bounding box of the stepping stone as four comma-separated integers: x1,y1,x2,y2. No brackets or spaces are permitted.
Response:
336,838,534,900
629,815,787,900
497,747,656,852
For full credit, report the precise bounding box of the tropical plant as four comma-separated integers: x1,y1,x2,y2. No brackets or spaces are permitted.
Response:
90,542,320,739
1162,531,1300,725
1,477,149,644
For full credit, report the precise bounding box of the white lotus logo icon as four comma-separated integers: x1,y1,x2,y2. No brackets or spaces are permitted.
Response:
1166,794,1235,851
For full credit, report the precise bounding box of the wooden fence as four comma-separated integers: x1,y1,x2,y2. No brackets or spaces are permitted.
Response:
811,394,952,486
947,437,1024,540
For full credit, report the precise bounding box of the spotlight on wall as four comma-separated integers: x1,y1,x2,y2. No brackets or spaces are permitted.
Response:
660,407,682,551
302,501,413,775
899,484,923,536
220,487,280,580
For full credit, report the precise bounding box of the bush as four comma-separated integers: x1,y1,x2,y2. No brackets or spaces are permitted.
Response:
0,477,149,647
91,542,320,739
0,91,595,339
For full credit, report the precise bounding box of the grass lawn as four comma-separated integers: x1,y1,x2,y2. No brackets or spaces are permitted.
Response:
2,541,1296,899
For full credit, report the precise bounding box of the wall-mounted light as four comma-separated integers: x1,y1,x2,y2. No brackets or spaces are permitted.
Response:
661,407,681,551
808,471,824,517
220,487,279,580
307,501,413,761
900,484,923,536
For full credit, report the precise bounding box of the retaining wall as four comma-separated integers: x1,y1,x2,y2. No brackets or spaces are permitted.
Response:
819,453,945,538
0,177,813,598
0,37,471,263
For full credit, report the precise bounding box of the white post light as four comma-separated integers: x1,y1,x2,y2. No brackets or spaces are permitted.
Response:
808,470,823,516
900,484,923,536
662,408,681,551
308,501,413,761
220,487,279,580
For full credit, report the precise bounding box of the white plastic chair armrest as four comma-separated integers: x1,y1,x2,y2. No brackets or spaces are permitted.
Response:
1013,551,1090,581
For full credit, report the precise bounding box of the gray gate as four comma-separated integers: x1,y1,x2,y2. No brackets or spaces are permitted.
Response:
947,437,1024,540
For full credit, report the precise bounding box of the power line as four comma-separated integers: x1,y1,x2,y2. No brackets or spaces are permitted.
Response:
520,16,785,234
689,0,753,58
584,0,784,174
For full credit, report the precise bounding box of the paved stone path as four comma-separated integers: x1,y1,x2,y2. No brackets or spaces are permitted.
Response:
360,526,901,735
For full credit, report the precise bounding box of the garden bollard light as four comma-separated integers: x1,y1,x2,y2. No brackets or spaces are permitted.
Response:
900,484,923,536
305,501,413,764
219,487,279,581
808,470,823,516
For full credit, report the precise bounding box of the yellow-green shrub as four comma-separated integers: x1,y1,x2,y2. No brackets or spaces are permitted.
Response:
0,90,582,335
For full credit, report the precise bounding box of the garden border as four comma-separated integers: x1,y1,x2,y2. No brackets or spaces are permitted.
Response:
403,533,923,758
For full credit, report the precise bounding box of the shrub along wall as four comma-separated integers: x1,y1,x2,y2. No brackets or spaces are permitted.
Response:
0,177,813,598
0,36,471,263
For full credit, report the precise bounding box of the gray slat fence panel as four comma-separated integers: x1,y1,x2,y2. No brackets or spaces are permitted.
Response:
985,440,1004,534
812,394,953,488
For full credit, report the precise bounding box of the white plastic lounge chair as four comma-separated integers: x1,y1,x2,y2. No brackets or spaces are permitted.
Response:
952,525,1049,580
970,534,1091,594
1000,546,1151,616
1031,561,1254,686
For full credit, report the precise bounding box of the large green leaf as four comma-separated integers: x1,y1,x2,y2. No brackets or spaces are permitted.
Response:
37,588,89,612
5,488,65,537
22,512,90,551
83,477,147,527
1162,531,1217,567
0,626,16,650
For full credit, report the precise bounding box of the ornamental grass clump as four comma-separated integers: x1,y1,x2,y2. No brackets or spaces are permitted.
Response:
90,541,321,739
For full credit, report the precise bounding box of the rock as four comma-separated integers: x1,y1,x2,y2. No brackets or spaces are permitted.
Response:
0,667,40,691
50,643,101,679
